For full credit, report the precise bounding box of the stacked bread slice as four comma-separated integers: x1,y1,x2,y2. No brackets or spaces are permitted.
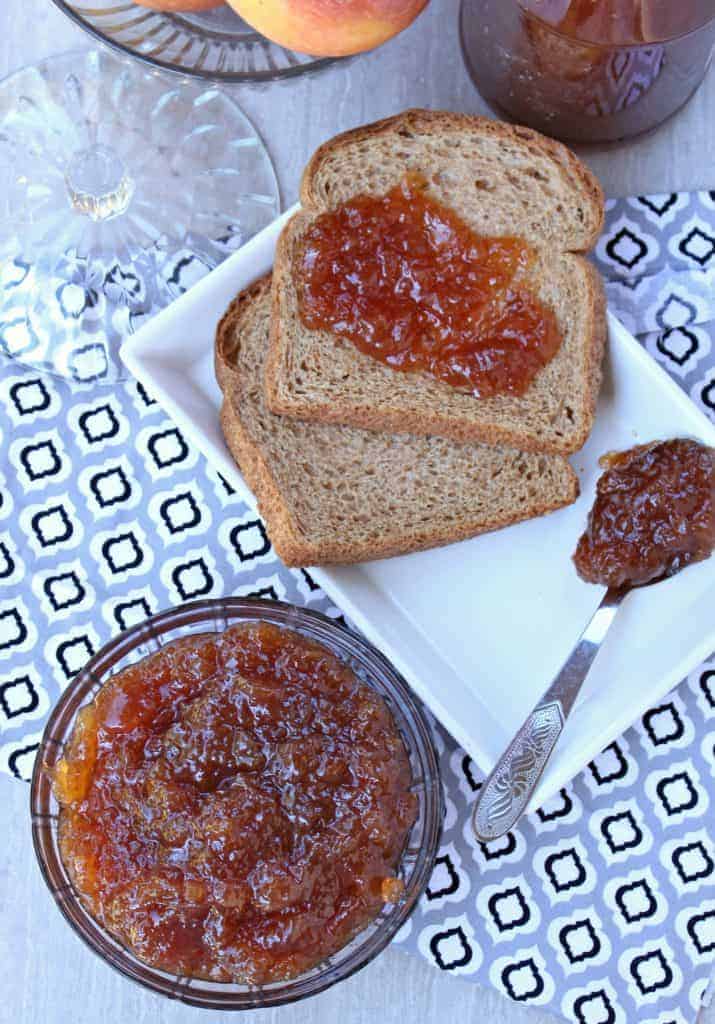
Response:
216,110,606,567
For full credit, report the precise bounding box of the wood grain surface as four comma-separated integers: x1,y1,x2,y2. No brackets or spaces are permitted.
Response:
2,1,715,1021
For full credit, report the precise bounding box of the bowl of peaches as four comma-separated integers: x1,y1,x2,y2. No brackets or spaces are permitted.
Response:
50,0,429,81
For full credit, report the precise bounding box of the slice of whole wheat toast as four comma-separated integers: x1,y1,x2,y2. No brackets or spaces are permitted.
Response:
216,275,579,568
266,109,606,456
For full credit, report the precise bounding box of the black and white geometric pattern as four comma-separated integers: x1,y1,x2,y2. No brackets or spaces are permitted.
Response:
0,369,344,776
596,192,715,413
1,192,715,1024
396,668,715,1022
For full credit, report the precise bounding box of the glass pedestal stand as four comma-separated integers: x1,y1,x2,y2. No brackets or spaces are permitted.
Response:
0,49,279,383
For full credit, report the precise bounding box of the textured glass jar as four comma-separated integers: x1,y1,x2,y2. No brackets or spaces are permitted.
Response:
460,0,715,142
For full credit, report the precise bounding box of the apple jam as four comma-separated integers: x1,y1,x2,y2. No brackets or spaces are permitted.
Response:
53,622,417,984
298,175,561,397
573,438,715,588
461,0,715,143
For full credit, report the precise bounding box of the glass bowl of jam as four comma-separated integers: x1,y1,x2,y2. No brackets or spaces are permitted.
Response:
31,598,442,1009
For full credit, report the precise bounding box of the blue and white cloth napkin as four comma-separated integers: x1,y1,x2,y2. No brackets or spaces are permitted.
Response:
1,191,714,1023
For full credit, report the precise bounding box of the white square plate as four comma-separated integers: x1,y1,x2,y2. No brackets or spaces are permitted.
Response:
121,207,715,810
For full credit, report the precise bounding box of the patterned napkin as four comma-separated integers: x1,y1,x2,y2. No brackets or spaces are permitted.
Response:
1,191,714,1023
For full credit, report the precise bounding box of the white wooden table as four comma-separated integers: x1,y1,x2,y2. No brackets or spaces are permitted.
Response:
2,2,715,1021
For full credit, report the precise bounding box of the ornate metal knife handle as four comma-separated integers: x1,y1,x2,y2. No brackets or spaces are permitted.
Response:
472,701,565,841
472,586,627,842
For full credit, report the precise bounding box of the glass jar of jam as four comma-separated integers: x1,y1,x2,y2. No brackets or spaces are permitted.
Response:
460,0,715,142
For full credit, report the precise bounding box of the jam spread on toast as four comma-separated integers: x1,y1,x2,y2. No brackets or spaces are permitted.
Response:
298,174,562,397
573,438,715,587
54,622,416,984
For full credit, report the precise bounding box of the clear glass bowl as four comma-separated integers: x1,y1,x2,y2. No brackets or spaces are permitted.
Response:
30,598,442,1009
50,1,342,82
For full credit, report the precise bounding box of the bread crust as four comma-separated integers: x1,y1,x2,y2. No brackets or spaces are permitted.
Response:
300,108,604,250
215,275,270,393
219,277,579,568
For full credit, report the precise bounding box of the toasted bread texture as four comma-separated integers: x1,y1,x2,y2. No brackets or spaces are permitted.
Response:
266,109,606,456
216,276,579,567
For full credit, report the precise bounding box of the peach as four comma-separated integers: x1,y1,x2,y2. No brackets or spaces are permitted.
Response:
225,0,429,57
133,0,224,12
